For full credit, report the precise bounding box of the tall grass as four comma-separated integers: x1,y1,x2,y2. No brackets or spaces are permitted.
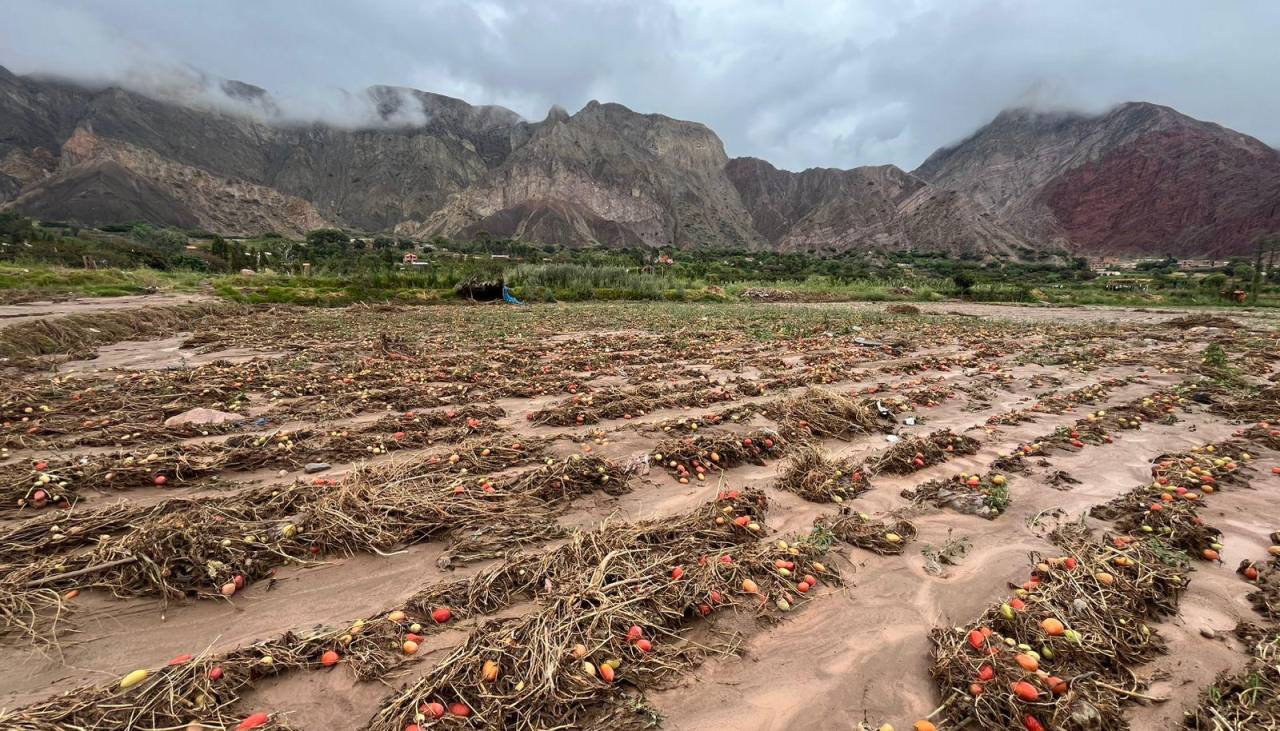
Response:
0,262,206,303
965,282,1035,303
722,275,946,301
504,263,678,301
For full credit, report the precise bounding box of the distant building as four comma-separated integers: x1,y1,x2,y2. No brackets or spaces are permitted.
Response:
1089,256,1147,271
1179,258,1224,271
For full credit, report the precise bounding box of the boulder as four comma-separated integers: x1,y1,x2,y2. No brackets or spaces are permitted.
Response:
164,408,246,428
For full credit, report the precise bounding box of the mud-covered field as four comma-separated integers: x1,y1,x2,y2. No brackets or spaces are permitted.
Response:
0,300,1278,731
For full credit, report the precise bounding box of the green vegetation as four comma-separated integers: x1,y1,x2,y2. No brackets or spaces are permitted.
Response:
1,212,1278,307
0,263,207,304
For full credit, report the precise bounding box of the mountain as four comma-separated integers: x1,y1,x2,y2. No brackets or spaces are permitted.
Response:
401,100,764,250
724,157,1024,256
0,65,1021,255
1,68,525,236
915,102,1280,257
2,65,1276,257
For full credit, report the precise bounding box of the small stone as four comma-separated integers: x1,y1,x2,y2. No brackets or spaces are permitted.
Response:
304,463,331,474
1199,627,1216,640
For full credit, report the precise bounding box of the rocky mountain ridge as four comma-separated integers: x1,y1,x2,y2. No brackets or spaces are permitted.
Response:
3,65,1276,257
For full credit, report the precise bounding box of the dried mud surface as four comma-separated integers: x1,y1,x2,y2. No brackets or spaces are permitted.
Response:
0,300,1276,730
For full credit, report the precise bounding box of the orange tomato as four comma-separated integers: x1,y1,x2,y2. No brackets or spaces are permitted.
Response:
1040,618,1066,636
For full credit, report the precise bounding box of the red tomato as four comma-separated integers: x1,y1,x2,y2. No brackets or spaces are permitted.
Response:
968,629,986,651
419,702,445,719
1012,681,1039,701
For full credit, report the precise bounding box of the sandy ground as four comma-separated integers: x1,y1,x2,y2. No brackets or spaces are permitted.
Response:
57,334,282,373
0,300,1276,730
0,293,213,327
801,299,1280,326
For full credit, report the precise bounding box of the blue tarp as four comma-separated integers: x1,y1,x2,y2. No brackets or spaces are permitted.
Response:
502,285,523,305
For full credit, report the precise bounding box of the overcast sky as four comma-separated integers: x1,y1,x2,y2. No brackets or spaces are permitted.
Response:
3,0,1278,171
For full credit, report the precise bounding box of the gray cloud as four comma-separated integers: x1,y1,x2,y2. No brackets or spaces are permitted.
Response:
2,0,1278,170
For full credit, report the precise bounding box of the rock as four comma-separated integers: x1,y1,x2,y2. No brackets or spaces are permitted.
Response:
304,463,331,474
164,408,246,428
1199,627,1217,640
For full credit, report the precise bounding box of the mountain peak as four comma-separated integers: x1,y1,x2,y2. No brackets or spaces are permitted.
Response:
917,100,1280,256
